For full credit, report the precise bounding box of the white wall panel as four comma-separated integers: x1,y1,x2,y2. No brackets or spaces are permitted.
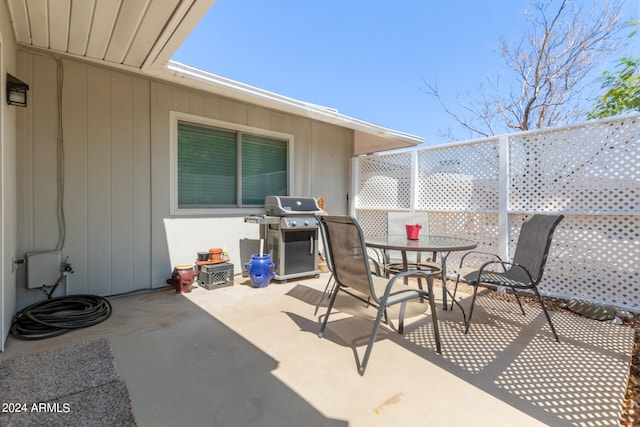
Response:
131,78,151,290
15,53,352,311
86,66,113,297
110,73,135,295
149,82,352,284
310,122,352,214
30,55,59,250
61,61,89,294
17,55,153,307
149,82,173,288
2,3,21,348
16,53,60,308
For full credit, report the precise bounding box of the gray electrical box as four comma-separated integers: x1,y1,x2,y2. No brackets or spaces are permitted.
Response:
26,251,61,288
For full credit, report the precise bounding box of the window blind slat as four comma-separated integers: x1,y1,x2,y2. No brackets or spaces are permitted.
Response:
178,122,237,207
242,134,287,205
177,122,288,208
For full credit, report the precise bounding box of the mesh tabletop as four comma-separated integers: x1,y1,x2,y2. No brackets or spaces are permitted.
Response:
365,235,477,252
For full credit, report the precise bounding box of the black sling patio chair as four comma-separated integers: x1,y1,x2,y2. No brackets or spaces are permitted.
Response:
313,213,337,315
314,214,384,316
318,215,442,376
450,214,563,341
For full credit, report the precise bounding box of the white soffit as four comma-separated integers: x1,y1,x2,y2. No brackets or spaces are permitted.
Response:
6,0,216,70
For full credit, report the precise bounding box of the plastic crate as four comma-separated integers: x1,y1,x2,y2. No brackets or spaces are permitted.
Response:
198,263,234,290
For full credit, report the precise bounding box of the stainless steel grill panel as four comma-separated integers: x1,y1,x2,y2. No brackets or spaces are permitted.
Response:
245,196,323,282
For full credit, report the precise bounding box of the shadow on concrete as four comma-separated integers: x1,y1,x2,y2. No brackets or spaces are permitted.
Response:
1,289,347,427
285,283,634,427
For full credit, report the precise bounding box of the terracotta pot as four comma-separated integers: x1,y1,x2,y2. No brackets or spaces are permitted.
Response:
166,264,196,294
209,248,223,262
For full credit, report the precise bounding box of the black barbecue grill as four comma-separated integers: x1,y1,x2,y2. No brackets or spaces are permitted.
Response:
244,196,323,282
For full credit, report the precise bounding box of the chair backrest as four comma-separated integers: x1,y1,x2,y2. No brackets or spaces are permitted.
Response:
315,214,333,273
512,214,564,284
319,215,375,299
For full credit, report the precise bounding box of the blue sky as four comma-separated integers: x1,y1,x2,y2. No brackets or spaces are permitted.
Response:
172,0,639,146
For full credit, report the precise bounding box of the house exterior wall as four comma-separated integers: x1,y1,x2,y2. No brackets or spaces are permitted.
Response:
1,1,20,350
14,52,352,312
148,80,352,286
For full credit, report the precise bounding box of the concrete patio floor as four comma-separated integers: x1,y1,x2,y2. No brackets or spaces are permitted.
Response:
0,272,634,427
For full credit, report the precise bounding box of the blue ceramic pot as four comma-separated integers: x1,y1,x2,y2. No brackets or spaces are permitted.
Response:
244,254,275,288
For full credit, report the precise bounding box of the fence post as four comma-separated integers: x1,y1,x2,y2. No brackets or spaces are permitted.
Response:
410,150,418,212
498,136,510,262
350,157,359,217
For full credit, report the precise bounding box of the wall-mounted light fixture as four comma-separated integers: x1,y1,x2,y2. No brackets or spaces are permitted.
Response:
6,74,29,107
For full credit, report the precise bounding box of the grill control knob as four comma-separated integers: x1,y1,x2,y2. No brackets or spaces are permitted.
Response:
291,221,297,227
304,220,309,226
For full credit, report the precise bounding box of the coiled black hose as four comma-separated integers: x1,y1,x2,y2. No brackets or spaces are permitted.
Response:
10,295,112,340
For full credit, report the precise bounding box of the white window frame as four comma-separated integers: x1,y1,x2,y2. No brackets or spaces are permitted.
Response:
169,111,295,215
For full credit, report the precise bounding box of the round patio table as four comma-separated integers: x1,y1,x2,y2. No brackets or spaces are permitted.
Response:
365,235,477,310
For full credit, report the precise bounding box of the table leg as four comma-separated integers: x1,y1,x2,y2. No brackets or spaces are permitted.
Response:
439,251,467,321
401,251,410,285
440,252,449,309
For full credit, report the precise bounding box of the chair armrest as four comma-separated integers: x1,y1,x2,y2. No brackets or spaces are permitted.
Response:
382,269,440,296
458,251,503,268
368,256,383,277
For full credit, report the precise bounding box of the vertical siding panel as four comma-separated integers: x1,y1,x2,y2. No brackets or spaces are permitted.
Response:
16,52,34,253
248,106,271,129
279,114,295,135
31,55,59,249
171,87,189,111
189,92,206,116
132,78,151,290
294,119,313,195
271,111,284,132
110,73,135,294
15,60,357,311
233,101,248,124
219,98,237,123
205,97,221,117
15,51,36,308
311,125,352,215
86,67,112,295
62,60,89,294
150,82,173,286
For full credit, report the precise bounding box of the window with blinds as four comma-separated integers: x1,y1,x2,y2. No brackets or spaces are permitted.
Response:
177,120,288,209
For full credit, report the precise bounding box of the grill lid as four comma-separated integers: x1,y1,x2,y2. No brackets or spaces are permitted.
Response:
265,196,322,216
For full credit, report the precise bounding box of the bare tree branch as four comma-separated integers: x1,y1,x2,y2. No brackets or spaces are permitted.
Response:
424,0,625,140
422,81,492,138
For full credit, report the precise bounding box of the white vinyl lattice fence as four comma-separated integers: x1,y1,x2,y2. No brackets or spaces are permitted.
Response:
351,115,640,312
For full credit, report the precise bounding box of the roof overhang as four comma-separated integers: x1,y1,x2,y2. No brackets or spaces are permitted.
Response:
155,61,424,154
5,0,216,71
